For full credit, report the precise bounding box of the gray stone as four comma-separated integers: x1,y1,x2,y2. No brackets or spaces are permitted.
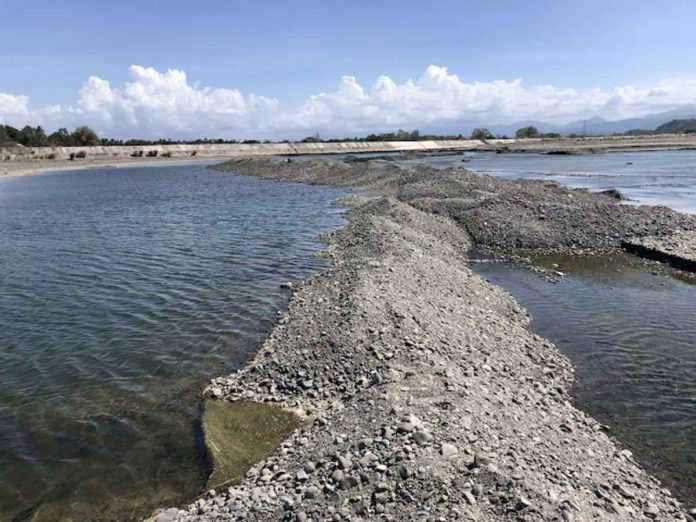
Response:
155,508,180,522
614,484,635,499
375,481,390,492
516,497,532,511
373,491,389,504
473,452,491,468
440,443,458,457
337,456,352,470
352,500,366,515
396,463,410,480
339,475,360,490
644,503,660,517
464,490,477,505
304,486,319,500
412,430,434,446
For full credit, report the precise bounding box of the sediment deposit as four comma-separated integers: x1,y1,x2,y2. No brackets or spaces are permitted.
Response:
153,158,694,521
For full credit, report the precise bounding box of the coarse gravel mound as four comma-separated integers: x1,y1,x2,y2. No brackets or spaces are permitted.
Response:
152,182,691,521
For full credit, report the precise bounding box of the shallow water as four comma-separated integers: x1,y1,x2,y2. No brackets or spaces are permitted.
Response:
405,150,696,213
0,163,346,520
473,256,696,506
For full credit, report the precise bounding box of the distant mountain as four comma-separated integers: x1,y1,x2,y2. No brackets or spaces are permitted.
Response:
560,106,696,135
476,106,696,137
655,118,696,133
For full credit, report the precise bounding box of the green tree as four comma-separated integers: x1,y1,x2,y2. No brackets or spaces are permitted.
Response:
0,125,11,146
48,127,75,146
515,126,540,139
18,125,48,147
471,128,494,140
71,126,100,146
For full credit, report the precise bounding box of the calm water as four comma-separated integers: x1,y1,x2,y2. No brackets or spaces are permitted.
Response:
405,150,696,213
0,163,346,520
474,256,696,506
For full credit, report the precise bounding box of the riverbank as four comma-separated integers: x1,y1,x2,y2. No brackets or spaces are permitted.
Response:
151,158,694,521
5,133,696,179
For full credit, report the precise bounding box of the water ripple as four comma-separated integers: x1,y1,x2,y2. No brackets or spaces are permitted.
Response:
0,164,346,520
475,256,696,505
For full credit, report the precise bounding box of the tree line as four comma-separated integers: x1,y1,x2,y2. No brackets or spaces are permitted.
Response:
0,125,101,147
1,124,566,149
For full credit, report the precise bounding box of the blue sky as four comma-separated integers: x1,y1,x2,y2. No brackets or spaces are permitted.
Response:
2,1,696,139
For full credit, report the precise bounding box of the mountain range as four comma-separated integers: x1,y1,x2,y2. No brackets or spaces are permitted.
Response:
478,106,696,137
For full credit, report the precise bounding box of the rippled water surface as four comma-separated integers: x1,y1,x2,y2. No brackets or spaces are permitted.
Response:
405,150,696,213
473,256,696,505
0,163,346,520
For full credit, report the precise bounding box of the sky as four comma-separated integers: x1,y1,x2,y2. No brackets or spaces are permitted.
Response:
2,0,696,139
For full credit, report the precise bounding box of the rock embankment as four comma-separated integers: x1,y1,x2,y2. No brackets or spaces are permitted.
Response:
153,156,693,521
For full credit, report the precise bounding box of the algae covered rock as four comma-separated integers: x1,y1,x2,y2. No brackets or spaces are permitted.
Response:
203,399,300,489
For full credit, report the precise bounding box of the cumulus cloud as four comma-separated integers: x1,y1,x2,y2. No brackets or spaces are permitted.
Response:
0,93,29,119
3,64,696,138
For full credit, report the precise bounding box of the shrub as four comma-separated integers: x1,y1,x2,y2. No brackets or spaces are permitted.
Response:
146,150,158,157
75,150,87,159
71,126,100,146
515,126,540,139
470,128,495,140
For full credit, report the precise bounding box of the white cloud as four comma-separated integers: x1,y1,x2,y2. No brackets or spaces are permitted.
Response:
0,93,29,120
3,64,696,138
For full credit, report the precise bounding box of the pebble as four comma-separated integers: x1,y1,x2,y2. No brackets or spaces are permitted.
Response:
154,508,180,522
304,486,319,500
473,452,491,468
440,443,458,457
412,430,433,446
464,491,477,505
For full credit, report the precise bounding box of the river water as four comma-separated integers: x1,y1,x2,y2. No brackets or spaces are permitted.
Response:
0,163,346,520
473,256,696,506
405,150,696,213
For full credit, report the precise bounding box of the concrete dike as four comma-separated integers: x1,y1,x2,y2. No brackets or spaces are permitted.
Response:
5,133,696,164
0,139,489,162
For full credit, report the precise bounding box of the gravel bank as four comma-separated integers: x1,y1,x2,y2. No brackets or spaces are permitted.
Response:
215,158,695,258
154,158,693,521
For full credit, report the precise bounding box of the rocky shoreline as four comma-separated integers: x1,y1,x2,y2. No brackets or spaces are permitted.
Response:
154,158,694,521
